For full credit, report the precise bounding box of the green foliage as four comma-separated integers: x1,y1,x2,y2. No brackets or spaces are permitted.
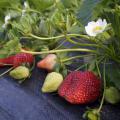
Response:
91,0,120,62
106,63,120,90
92,0,120,40
61,0,81,9
0,39,21,58
51,9,65,32
12,15,33,35
0,0,21,19
103,7,120,39
77,0,100,25
93,0,120,18
28,0,54,11
0,0,83,53
6,10,21,19
0,0,21,8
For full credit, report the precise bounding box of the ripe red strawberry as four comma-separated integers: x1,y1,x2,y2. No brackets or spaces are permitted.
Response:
13,53,34,67
0,56,14,66
58,71,101,104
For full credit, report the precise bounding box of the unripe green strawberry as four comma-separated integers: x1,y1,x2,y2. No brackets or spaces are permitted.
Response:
42,72,63,93
105,87,120,104
10,66,30,80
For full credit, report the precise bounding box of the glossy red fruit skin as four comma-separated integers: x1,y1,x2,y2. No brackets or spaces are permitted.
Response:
13,53,34,67
0,56,14,66
58,71,101,104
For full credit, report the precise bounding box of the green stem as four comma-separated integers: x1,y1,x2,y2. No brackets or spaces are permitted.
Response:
28,33,90,40
28,33,113,55
70,34,90,39
98,61,106,113
29,33,65,40
2,7,22,12
112,57,120,63
97,56,105,63
66,36,100,47
28,9,41,14
75,63,88,71
2,6,41,14
89,37,113,55
20,36,32,39
21,48,96,55
30,58,36,72
96,61,101,78
0,67,14,78
61,54,95,63
0,63,13,66
54,40,67,50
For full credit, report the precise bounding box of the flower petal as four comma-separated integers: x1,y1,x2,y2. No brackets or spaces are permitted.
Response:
96,18,103,25
85,26,97,36
87,21,97,28
102,19,107,28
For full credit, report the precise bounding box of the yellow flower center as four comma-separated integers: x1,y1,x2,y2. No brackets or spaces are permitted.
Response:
93,26,102,32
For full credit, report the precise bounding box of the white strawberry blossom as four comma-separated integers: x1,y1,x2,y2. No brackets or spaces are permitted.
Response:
85,19,107,37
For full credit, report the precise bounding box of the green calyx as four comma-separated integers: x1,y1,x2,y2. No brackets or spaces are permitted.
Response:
83,109,100,120
42,72,63,93
9,66,30,80
87,112,99,120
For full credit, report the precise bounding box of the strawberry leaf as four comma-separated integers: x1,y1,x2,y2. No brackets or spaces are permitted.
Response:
106,63,120,90
77,0,100,25
28,0,54,12
0,38,21,58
